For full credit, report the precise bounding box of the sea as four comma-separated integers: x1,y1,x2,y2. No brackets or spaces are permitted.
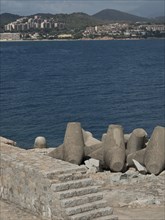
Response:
0,39,164,149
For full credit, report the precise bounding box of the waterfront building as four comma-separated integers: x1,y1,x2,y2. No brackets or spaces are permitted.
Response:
58,34,73,38
0,33,21,40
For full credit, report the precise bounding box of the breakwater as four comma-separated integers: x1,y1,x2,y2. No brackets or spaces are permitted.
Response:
0,122,164,219
48,123,165,175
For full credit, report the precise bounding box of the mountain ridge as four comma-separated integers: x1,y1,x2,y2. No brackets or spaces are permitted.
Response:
92,9,149,22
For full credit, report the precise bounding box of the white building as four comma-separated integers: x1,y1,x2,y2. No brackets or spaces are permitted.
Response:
0,33,21,41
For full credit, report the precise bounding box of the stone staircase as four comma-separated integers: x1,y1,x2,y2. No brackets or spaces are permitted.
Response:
50,171,118,220
1,144,118,220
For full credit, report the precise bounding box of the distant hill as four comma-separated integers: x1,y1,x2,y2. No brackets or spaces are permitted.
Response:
31,12,105,29
54,12,105,29
92,9,149,22
0,13,21,32
0,13,20,25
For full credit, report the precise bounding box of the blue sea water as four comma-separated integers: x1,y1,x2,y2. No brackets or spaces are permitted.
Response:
0,39,164,149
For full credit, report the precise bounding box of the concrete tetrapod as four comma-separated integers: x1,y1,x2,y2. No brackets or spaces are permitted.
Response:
126,128,147,156
103,125,126,172
127,148,146,167
34,136,47,148
64,122,84,165
144,126,165,175
82,129,101,147
48,144,64,160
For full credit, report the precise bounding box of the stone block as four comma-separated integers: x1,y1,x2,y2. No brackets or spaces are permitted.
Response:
61,193,103,208
132,159,147,174
85,158,99,168
51,178,92,192
89,158,100,167
58,186,98,199
70,207,113,220
66,200,107,216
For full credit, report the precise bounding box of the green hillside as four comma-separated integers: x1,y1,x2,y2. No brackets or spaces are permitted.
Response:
93,9,149,22
0,13,20,32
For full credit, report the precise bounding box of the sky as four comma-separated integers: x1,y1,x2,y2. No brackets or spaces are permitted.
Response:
0,0,164,17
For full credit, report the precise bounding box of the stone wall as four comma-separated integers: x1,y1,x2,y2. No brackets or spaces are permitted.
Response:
0,143,117,220
0,144,86,219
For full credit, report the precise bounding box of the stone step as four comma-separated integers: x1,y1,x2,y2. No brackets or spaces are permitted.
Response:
58,186,98,199
57,173,89,182
66,200,107,216
69,207,113,220
44,166,87,179
51,178,92,192
94,215,118,220
61,192,103,208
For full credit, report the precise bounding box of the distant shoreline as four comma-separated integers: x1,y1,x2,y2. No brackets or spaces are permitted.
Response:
1,35,165,42
0,37,164,42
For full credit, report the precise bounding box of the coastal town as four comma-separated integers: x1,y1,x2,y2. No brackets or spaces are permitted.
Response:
0,14,165,40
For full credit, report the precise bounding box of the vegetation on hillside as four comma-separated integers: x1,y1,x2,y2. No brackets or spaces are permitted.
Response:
93,9,149,22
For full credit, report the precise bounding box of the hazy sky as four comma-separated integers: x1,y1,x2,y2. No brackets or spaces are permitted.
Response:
0,0,164,17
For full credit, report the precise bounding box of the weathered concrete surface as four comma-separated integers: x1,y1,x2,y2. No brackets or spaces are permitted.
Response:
114,206,165,220
0,143,85,219
1,199,164,220
124,133,132,145
47,144,64,160
34,136,47,149
127,148,146,167
88,147,105,169
0,199,41,220
144,126,165,175
82,129,101,147
64,122,84,165
126,128,147,155
103,125,125,172
89,170,165,209
84,143,102,158
0,136,16,146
